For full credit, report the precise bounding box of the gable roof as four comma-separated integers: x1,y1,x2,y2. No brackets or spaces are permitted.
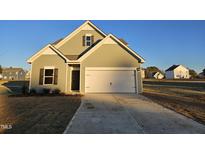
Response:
165,65,180,71
27,44,69,63
77,34,145,63
27,21,145,64
54,20,107,48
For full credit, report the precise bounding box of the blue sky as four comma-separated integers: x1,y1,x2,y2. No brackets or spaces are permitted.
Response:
0,20,205,73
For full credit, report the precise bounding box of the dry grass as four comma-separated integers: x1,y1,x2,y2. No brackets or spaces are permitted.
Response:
0,96,81,134
143,81,205,125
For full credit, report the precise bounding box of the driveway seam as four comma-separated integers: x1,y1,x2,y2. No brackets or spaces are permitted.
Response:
112,94,145,133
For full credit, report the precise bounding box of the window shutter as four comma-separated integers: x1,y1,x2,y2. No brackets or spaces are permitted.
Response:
82,35,85,46
54,68,58,85
39,68,44,85
91,36,94,45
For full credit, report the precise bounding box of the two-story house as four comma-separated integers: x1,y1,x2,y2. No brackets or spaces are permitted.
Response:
165,65,190,79
27,21,145,94
2,67,26,80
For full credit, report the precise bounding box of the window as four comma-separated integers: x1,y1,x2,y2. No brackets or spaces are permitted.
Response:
85,35,92,46
44,69,54,84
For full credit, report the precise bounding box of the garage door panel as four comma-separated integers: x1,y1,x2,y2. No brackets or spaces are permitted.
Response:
85,69,136,93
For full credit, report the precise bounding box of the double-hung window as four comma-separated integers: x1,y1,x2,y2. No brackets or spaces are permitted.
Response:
44,69,54,84
84,34,93,46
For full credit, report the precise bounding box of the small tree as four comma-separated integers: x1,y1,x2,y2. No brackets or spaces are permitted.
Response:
0,65,2,74
203,68,205,75
189,69,197,79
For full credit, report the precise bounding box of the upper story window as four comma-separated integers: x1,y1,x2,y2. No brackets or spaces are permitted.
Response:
83,34,93,47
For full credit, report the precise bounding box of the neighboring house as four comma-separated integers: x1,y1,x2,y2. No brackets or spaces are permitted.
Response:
2,67,26,80
141,68,145,79
25,70,31,80
165,65,190,79
148,72,164,79
27,21,145,94
198,72,205,79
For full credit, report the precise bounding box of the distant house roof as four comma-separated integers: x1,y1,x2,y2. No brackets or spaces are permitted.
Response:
165,65,180,72
3,67,24,73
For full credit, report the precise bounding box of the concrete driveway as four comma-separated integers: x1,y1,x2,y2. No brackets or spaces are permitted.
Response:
64,94,205,134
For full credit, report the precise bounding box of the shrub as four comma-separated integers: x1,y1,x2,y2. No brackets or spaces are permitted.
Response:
29,88,36,95
52,89,61,95
42,88,51,94
21,85,28,95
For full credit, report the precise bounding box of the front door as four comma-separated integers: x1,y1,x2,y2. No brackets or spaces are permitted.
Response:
71,70,80,91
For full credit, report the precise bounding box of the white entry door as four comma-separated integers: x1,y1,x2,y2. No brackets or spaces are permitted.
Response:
85,68,136,93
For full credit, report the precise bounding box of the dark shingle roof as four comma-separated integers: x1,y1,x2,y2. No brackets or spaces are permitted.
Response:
165,65,180,72
51,38,64,45
119,38,128,46
65,55,80,60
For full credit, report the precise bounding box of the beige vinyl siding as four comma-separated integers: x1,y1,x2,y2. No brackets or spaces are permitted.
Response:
30,55,68,93
80,44,142,93
58,30,104,56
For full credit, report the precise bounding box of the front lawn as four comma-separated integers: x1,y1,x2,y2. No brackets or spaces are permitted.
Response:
0,96,81,134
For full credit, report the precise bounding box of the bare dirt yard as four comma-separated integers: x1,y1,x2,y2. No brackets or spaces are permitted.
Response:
0,81,81,134
143,79,205,125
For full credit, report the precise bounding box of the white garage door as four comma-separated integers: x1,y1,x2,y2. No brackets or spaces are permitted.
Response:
85,68,136,93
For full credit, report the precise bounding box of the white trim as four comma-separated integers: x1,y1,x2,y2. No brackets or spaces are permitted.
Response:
111,34,145,63
69,67,72,92
85,33,92,36
49,45,69,62
55,20,106,48
28,64,32,92
42,48,57,55
44,66,55,69
67,62,80,64
69,66,80,92
79,64,81,93
65,63,68,93
77,34,145,63
85,67,137,71
27,44,69,63
72,67,80,70
43,68,55,85
135,69,139,94
84,35,92,47
27,45,49,63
